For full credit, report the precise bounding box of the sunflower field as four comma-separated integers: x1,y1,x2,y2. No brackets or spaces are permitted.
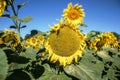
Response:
0,0,120,80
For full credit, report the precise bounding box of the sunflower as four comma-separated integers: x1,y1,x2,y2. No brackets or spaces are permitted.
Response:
45,23,86,66
4,35,12,43
0,0,6,16
0,29,19,50
29,38,38,47
0,37,3,44
37,35,44,44
89,32,119,50
63,2,85,25
4,29,15,34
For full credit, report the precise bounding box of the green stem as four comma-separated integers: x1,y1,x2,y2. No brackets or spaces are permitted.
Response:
55,63,62,75
16,20,21,43
9,1,21,43
9,2,17,16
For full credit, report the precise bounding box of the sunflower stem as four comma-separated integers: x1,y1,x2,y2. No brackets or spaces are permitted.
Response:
55,63,62,75
9,1,21,43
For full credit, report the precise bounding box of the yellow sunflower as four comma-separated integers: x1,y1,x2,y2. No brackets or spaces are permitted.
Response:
4,35,12,43
4,29,15,34
37,35,44,44
63,2,85,25
0,37,3,44
21,40,31,49
45,23,86,66
1,29,19,50
0,0,6,16
89,32,119,50
29,38,38,47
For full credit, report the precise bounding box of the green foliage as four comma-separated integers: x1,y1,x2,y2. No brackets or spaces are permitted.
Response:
0,49,9,80
17,1,28,10
10,25,17,29
39,64,71,80
10,16,18,21
20,25,27,29
6,70,33,80
64,47,120,80
81,23,88,27
97,46,120,80
64,51,104,80
20,47,37,61
10,16,32,24
18,16,32,23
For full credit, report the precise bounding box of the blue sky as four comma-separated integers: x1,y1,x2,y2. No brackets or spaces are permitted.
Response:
0,0,120,38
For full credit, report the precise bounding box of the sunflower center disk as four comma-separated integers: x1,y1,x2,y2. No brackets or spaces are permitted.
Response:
69,9,79,20
49,27,80,57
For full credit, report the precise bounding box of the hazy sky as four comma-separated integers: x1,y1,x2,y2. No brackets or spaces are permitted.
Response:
0,0,120,38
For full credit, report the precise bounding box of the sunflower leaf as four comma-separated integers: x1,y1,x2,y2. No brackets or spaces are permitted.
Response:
38,65,71,80
112,54,120,69
10,16,18,21
20,25,26,29
38,64,54,80
20,47,37,61
64,52,104,80
18,16,32,23
6,70,33,80
81,23,88,27
0,49,9,80
97,51,111,60
17,1,28,10
1,14,10,18
9,25,16,29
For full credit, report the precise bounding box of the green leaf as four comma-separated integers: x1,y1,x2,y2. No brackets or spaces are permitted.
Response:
97,51,111,60
8,0,14,4
107,68,117,80
17,1,28,10
5,40,13,46
64,52,104,80
18,18,24,22
37,64,54,80
64,64,84,80
9,63,29,71
9,25,16,29
81,23,88,27
48,72,71,80
0,31,4,36
18,16,32,23
112,54,120,69
102,50,120,80
10,16,18,21
24,16,32,23
38,64,71,80
6,70,33,80
20,47,37,61
103,46,119,54
1,14,10,18
64,64,103,80
57,73,71,80
0,49,9,80
20,25,26,29
31,65,45,79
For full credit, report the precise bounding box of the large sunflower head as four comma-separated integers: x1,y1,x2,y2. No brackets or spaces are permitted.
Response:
0,0,6,16
45,23,86,66
63,2,85,25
